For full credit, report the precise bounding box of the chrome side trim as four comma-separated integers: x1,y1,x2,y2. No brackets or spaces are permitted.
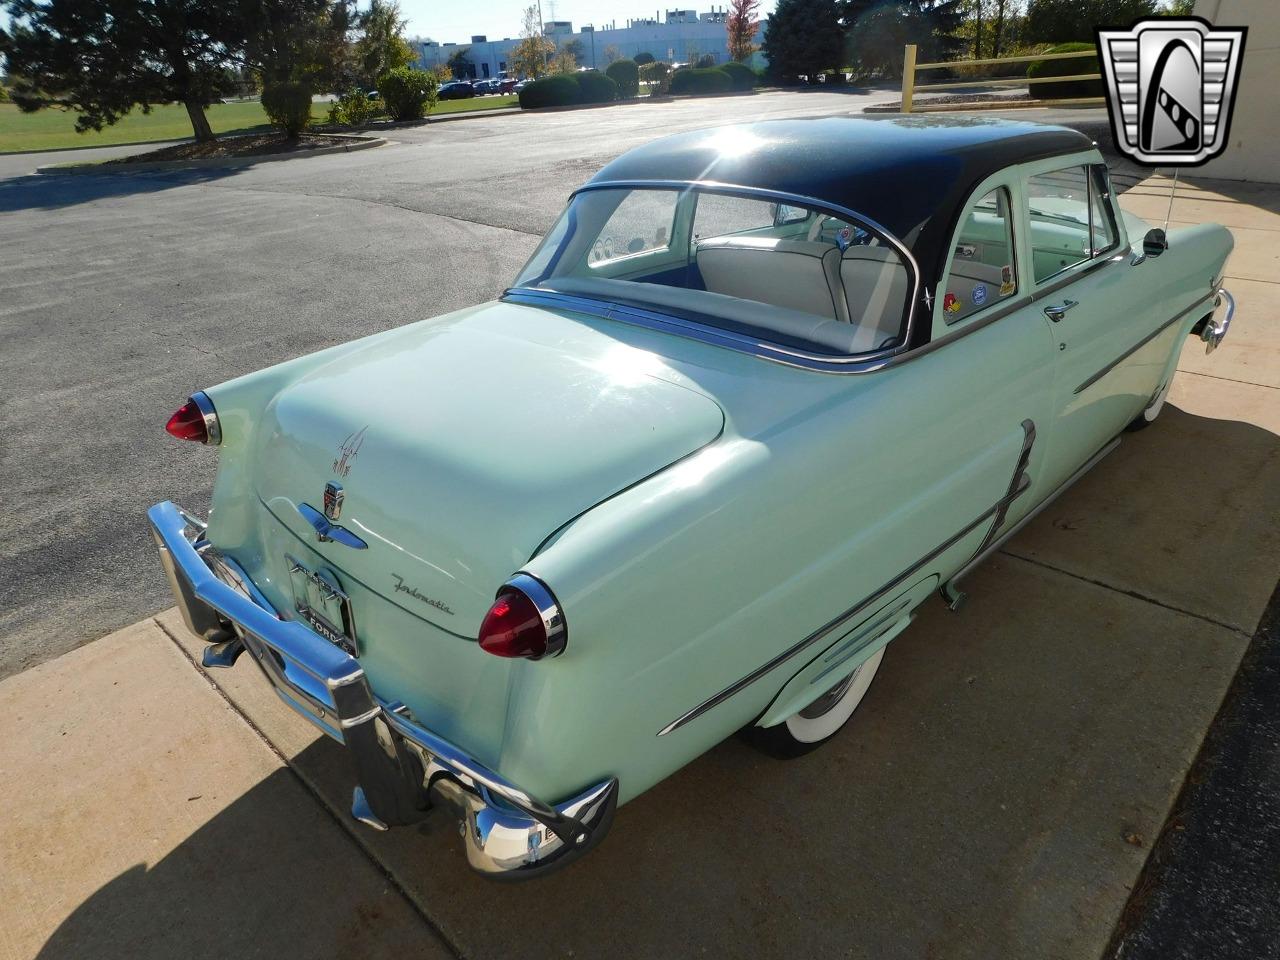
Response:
942,435,1121,600
1075,292,1215,396
507,246,1131,376
656,473,1031,737
505,572,568,658
190,390,221,446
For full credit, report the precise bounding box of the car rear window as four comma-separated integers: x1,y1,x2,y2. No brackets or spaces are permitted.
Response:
514,186,913,359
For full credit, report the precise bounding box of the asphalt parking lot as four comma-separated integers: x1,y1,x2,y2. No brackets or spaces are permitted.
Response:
2,91,1278,960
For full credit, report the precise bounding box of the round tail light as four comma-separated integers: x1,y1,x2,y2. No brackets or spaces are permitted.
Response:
478,574,566,659
165,392,220,444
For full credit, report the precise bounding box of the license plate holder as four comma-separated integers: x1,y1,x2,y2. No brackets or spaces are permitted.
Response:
287,554,359,657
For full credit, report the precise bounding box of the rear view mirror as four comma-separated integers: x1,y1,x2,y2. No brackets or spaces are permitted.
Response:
1143,228,1168,258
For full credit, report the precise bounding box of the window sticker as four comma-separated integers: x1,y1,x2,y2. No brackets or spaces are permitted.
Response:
836,226,853,251
971,283,989,307
943,292,962,314
999,265,1015,297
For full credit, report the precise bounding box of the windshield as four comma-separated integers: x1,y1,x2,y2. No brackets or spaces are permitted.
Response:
513,186,913,359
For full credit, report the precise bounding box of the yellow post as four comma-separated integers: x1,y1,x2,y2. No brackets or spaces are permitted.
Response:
902,44,917,113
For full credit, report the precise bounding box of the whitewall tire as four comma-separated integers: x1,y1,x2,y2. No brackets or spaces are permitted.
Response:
744,647,886,758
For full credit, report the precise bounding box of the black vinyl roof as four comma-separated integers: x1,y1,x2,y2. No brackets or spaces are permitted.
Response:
587,116,1096,297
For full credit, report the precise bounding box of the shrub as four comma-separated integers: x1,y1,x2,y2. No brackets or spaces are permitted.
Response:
695,53,717,68
518,74,582,109
635,51,656,65
640,61,672,94
261,82,313,137
605,58,640,98
378,66,439,121
1027,42,1102,100
326,88,383,126
720,61,757,91
575,69,619,104
0,85,9,103
670,67,733,96
947,43,1052,80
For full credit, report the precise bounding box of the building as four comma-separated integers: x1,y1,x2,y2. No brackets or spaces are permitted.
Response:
419,7,768,80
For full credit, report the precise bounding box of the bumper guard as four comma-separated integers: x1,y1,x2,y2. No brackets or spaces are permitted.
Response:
147,501,617,879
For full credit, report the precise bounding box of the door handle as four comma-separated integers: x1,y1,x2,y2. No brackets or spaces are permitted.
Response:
1043,299,1079,322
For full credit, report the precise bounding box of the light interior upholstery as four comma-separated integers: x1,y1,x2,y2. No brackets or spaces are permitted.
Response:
696,237,849,323
696,235,906,352
839,247,909,352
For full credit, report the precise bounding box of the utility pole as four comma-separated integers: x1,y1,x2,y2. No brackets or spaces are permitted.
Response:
538,0,548,71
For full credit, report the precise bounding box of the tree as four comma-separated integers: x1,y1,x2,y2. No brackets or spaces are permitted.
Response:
0,0,249,141
509,5,553,78
762,0,844,82
1025,0,1154,44
244,0,354,88
843,0,964,77
602,43,623,64
727,0,760,62
634,51,656,65
355,0,413,88
560,38,586,62
446,45,472,79
550,49,577,74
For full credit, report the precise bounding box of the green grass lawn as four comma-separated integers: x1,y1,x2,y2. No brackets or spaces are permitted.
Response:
0,95,520,154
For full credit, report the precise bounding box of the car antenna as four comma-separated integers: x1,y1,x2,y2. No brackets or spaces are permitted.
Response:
1163,168,1180,233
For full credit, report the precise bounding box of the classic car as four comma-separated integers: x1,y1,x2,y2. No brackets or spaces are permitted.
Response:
149,117,1235,879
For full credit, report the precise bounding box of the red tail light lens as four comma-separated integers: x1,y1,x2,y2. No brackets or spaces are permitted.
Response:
165,393,220,444
477,576,566,659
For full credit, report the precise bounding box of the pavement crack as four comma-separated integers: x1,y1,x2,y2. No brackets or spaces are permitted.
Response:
1179,368,1279,390
154,616,470,960
997,551,1250,637
131,170,546,238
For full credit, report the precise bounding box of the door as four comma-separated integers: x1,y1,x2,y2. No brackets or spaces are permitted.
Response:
1020,160,1153,493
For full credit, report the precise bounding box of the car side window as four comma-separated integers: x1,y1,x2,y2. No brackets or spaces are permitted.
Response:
940,187,1018,324
1026,164,1119,284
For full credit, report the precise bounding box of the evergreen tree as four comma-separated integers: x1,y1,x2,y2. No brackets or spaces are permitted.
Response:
1024,0,1155,45
843,0,964,77
762,0,845,83
0,0,246,141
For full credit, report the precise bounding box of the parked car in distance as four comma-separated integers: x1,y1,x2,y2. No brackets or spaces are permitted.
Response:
438,81,474,100
498,77,519,94
150,117,1234,880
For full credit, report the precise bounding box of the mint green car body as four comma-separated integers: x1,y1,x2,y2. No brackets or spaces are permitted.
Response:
158,119,1234,871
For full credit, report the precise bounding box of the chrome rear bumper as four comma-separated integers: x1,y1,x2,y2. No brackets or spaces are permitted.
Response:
147,500,617,879
1201,287,1234,353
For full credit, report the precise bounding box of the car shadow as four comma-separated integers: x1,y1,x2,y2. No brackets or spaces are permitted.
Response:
33,402,1280,960
0,166,246,214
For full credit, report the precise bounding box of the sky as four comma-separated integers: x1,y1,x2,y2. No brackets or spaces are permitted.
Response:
401,0,778,44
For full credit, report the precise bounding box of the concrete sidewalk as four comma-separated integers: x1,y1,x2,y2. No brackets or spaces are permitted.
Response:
3,173,1277,960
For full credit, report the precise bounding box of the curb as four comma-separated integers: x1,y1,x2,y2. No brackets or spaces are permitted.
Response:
35,134,387,175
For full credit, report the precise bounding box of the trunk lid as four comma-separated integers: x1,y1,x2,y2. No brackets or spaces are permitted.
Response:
240,301,725,635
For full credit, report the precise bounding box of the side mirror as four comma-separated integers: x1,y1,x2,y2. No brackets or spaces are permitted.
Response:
1143,228,1168,258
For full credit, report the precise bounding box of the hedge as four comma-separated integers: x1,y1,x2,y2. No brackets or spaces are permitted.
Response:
261,82,312,137
576,69,619,104
1027,42,1103,100
719,61,758,91
605,58,640,98
378,67,439,121
670,67,733,96
518,74,582,109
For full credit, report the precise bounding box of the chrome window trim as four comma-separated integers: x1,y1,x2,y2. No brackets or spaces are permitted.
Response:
505,179,923,374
